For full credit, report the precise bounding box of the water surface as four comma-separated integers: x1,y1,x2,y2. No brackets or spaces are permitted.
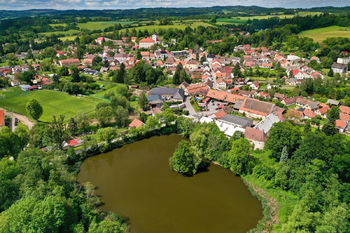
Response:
78,134,263,233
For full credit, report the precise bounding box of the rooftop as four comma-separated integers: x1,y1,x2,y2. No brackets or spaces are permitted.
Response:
220,114,253,128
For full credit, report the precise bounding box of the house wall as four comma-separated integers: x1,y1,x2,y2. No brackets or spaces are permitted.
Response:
139,42,154,49
249,140,265,150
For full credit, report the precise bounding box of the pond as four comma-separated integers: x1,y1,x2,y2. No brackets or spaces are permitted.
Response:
78,134,263,233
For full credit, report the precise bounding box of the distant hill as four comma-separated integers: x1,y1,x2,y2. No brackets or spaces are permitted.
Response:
0,6,349,20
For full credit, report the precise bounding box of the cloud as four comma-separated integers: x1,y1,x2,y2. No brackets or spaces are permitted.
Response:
0,0,349,10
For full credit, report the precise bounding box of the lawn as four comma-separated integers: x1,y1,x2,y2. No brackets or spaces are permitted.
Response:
0,88,105,122
78,21,134,30
92,83,119,100
299,26,350,43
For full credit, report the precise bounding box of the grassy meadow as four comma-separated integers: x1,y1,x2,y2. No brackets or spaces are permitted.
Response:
39,29,80,37
216,12,322,25
77,21,134,30
299,26,350,43
0,88,105,122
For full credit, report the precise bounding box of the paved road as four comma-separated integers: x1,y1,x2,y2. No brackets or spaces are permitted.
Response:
184,97,197,116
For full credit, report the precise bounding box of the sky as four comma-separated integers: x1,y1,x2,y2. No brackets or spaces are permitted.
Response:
0,0,349,10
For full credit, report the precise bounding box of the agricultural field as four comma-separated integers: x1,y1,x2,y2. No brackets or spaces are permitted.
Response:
0,88,105,122
77,21,134,30
38,29,80,37
299,26,350,43
216,12,321,24
59,35,78,41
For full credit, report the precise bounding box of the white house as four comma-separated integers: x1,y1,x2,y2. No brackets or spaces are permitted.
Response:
139,32,160,49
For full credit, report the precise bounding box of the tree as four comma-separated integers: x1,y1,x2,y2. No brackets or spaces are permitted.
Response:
138,91,148,111
173,63,183,85
111,95,130,110
26,99,43,121
58,66,69,76
0,45,4,56
20,70,35,84
68,118,78,136
315,203,348,233
136,51,142,60
233,63,242,78
145,116,160,129
113,63,126,83
228,138,254,175
0,195,67,233
169,140,200,176
232,131,244,140
266,121,301,161
14,123,29,150
114,106,129,127
176,117,195,138
328,68,334,77
96,106,114,127
97,127,117,143
280,146,289,163
0,157,20,211
322,121,337,136
49,115,69,148
71,67,80,82
304,121,311,134
92,56,102,68
76,114,90,133
327,106,339,123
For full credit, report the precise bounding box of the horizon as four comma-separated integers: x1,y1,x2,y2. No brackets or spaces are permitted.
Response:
0,1,349,10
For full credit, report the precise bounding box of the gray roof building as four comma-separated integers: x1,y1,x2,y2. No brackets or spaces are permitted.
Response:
147,95,163,105
327,99,340,106
220,114,253,128
233,99,243,110
255,113,281,133
149,87,185,101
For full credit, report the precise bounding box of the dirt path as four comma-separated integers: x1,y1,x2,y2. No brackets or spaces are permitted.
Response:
1,108,35,130
246,181,279,232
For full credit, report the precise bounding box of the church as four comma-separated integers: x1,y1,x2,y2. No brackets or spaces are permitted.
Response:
138,31,160,49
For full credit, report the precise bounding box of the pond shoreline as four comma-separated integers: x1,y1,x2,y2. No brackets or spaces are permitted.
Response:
76,128,277,233
211,161,278,232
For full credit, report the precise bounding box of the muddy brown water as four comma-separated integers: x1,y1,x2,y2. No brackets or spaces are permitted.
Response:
78,134,263,233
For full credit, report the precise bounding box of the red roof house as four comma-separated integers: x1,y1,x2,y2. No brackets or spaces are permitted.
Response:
129,119,144,128
303,109,317,119
340,106,350,115
214,110,227,119
0,110,4,127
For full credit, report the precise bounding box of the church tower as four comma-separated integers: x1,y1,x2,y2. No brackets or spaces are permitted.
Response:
152,30,157,43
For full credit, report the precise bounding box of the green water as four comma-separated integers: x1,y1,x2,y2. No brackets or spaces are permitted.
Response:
78,134,263,233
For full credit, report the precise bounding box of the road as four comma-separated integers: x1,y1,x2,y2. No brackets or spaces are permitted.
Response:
184,97,197,116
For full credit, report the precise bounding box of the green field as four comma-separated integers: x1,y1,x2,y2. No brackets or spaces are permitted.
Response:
120,21,212,33
217,12,322,25
49,23,67,28
299,26,350,43
39,29,80,37
0,88,105,122
59,35,78,41
77,21,134,30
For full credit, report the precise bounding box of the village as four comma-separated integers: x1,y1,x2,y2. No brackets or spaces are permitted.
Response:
1,31,350,150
